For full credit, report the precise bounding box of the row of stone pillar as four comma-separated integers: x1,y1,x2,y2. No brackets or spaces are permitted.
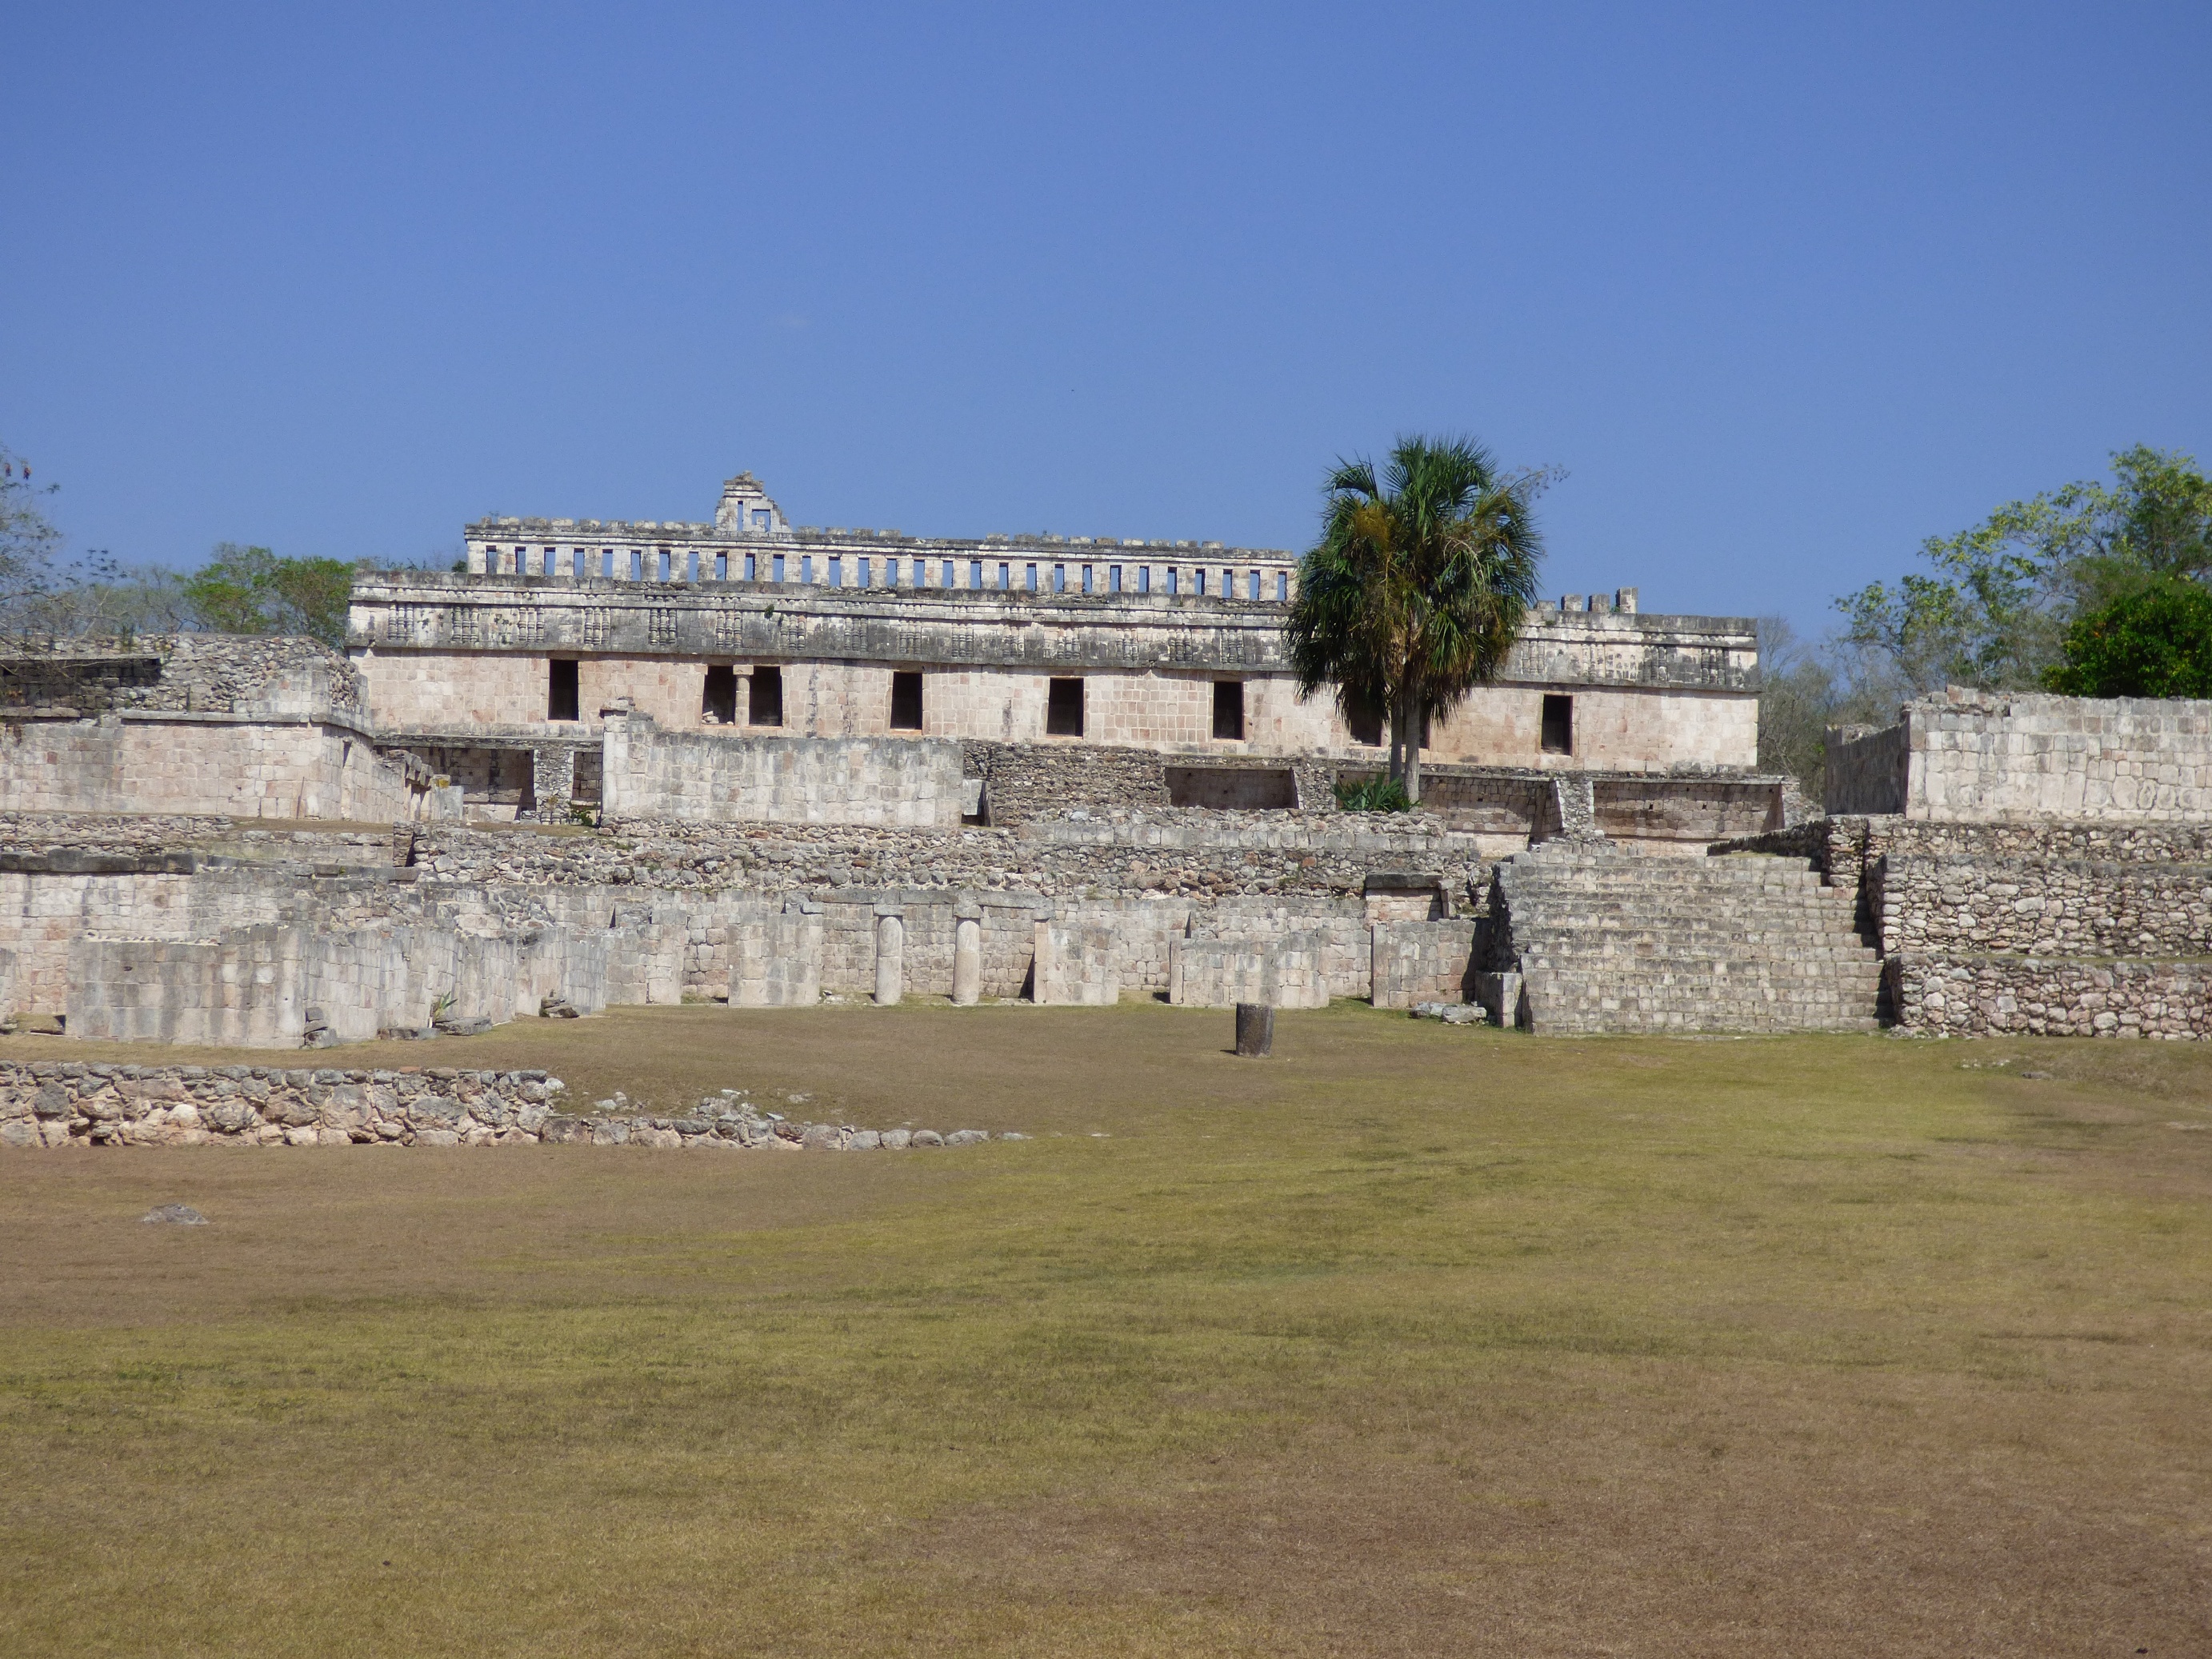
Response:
873,906,983,1006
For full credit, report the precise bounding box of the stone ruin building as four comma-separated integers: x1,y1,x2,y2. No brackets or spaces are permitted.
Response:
1,470,2207,1049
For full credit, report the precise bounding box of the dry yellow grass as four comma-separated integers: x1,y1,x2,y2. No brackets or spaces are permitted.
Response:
3,1002,2210,1655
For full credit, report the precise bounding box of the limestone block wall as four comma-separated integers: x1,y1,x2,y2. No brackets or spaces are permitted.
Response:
730,905,822,1006
0,713,426,821
1169,933,1331,1009
1036,923,1120,1005
1823,723,1910,816
1827,690,2212,823
602,714,962,827
66,917,617,1049
1371,920,1481,1009
1186,897,1374,999
69,926,309,1046
0,868,293,1016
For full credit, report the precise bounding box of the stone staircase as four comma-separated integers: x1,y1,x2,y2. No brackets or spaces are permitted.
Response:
1486,845,1882,1033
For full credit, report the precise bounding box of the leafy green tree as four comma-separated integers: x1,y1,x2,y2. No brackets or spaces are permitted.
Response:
181,543,354,648
2044,578,2212,699
1287,436,1546,803
1837,446,2212,693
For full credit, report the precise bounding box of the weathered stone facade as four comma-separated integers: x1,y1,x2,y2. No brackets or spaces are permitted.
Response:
342,471,1768,829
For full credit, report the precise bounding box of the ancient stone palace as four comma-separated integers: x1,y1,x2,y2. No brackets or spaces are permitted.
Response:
2,469,2207,1055
343,472,1771,841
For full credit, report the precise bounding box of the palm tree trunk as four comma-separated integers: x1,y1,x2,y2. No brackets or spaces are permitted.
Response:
1386,699,1405,786
1402,690,1424,805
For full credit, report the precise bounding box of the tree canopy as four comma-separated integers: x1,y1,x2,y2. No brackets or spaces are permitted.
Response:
179,543,354,648
1836,446,2212,695
0,443,357,647
2044,578,2212,700
1286,436,1546,803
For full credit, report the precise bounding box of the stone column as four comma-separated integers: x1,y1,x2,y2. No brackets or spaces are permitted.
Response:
952,901,982,1005
874,910,904,1006
1030,918,1057,1005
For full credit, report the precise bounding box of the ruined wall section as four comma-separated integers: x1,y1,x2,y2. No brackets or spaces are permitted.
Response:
1,634,370,720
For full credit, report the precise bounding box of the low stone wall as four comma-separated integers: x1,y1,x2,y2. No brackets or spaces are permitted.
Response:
0,1062,1018,1149
602,714,963,827
1884,955,2212,1039
0,804,1494,1037
66,919,612,1049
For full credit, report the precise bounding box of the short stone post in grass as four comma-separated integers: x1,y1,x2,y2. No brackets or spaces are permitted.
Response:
1234,1002,1274,1057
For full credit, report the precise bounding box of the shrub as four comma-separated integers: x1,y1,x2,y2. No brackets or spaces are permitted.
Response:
1334,776,1411,813
2045,578,2212,698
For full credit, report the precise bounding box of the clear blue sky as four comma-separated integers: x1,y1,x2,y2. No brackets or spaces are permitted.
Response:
4,3,2207,633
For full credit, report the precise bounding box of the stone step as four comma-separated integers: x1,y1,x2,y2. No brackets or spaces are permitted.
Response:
1493,847,1885,1034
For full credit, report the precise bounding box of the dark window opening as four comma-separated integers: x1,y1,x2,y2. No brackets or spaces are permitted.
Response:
750,666,783,727
1346,687,1384,746
1212,679,1245,740
702,665,738,724
890,670,923,731
1046,677,1085,737
1542,694,1574,755
547,658,580,722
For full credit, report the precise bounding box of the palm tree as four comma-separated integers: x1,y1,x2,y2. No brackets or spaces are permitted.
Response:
1286,436,1546,804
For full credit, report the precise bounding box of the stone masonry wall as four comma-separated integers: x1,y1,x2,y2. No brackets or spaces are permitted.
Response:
600,714,962,827
0,634,370,720
1822,722,1910,815
1874,855,2212,958
1720,813,2212,1040
0,713,426,820
1827,689,2212,823
1886,956,2212,1040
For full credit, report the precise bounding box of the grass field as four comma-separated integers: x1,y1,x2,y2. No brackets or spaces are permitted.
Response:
4,1002,2210,1656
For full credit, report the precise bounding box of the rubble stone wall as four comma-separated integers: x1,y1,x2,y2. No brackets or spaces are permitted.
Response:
1886,955,2212,1039
1874,854,2212,957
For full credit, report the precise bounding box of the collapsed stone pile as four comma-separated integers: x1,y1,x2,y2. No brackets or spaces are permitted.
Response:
0,1062,1011,1150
